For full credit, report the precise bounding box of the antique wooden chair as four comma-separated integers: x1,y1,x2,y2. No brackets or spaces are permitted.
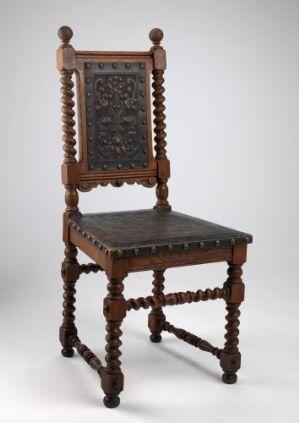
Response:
56,26,252,408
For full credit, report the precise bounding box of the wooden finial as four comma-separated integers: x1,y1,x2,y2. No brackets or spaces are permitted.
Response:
149,28,164,47
58,25,73,46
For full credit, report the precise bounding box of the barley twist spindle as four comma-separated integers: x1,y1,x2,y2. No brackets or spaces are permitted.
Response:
148,270,166,342
220,262,244,384
102,277,126,409
150,29,171,210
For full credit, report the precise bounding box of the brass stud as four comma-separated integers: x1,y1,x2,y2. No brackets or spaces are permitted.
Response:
117,163,122,169
85,78,91,83
142,135,146,140
139,63,145,69
134,248,139,256
143,149,147,154
230,238,235,246
130,163,135,169
85,63,90,68
87,107,92,113
112,63,118,68
143,162,147,167
140,77,145,83
200,241,205,248
151,246,156,253
88,122,92,127
88,136,93,142
141,91,146,97
168,244,174,251
215,240,220,247
117,249,123,257
98,63,104,68
142,120,146,125
125,63,131,68
86,92,91,97
141,106,146,112
103,164,108,170
183,243,189,250
89,165,94,170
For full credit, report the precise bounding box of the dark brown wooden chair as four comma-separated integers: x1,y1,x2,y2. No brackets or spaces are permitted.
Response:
56,26,252,408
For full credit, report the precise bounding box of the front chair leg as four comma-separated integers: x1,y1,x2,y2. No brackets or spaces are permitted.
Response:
220,262,245,384
59,244,80,357
148,270,166,343
101,275,127,408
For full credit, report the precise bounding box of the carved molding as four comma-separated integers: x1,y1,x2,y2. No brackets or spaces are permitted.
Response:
78,176,157,191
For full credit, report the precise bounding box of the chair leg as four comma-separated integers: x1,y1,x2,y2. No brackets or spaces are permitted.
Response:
220,262,245,384
59,244,80,357
148,270,166,343
101,275,127,408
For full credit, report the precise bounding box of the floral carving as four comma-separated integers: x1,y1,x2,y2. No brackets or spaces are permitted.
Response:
94,74,139,160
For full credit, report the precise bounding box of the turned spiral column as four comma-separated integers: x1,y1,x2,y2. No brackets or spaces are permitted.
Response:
148,270,166,342
59,244,80,357
101,275,127,408
220,262,245,383
149,29,171,211
57,26,80,357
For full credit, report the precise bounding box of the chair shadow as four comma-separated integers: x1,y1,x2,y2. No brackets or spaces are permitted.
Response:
127,328,221,381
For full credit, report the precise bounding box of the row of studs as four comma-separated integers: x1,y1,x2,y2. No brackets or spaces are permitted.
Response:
69,221,251,258
85,62,145,69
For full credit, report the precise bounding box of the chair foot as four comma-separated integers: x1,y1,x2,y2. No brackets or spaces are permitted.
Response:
61,346,74,357
103,394,120,408
222,372,237,384
150,333,162,343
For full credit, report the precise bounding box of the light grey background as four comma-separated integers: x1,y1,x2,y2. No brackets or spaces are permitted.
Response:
0,0,298,422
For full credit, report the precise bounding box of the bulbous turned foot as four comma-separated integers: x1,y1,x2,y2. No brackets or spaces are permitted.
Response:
103,394,120,408
222,372,237,384
61,346,74,357
150,333,162,343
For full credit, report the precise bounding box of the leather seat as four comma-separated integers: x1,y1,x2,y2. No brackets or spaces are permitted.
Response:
69,209,252,258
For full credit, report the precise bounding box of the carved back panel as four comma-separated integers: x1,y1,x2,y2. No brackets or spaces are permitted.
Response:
76,53,156,190
57,27,170,208
83,61,150,172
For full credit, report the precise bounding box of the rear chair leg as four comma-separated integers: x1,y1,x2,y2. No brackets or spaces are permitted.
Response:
148,270,166,343
59,244,80,357
220,262,245,384
101,275,127,408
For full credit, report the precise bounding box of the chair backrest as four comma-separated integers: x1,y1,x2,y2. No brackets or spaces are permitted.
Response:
57,26,171,218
